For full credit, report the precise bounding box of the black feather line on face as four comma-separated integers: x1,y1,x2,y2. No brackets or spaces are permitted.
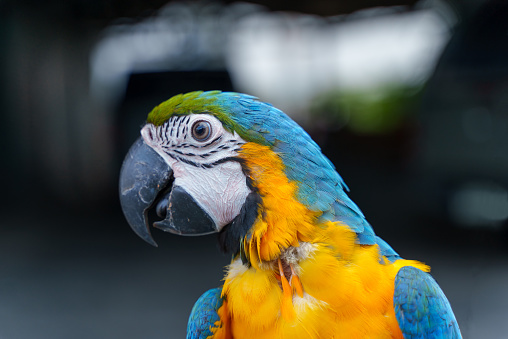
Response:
218,191,261,258
217,161,260,264
203,135,223,147
164,122,170,140
210,156,243,167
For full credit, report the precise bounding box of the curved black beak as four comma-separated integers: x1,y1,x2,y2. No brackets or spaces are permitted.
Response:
119,137,217,246
119,138,171,246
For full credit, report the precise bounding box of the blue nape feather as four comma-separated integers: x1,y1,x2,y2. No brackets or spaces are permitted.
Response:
211,92,399,260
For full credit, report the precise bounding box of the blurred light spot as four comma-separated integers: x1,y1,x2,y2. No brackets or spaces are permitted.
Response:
450,182,508,228
228,3,453,117
89,2,263,107
310,84,422,134
90,1,455,120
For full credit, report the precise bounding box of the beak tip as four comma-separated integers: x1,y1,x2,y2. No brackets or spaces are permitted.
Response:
146,238,159,247
133,226,158,247
135,233,159,247
123,212,159,247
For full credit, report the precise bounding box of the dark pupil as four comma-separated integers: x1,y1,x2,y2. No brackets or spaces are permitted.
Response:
195,123,207,136
192,121,211,141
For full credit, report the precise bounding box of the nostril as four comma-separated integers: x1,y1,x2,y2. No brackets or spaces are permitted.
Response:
156,193,170,219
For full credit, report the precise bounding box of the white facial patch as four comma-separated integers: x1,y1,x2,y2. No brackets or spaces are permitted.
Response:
173,160,250,229
140,114,251,231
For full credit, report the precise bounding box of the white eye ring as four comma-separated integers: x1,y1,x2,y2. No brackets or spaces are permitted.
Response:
191,120,212,142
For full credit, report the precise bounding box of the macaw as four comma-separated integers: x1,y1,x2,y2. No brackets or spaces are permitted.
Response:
119,90,462,338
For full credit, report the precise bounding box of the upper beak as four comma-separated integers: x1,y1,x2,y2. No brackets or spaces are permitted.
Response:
119,137,217,246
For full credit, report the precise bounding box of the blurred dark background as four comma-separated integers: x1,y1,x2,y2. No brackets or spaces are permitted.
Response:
1,0,507,337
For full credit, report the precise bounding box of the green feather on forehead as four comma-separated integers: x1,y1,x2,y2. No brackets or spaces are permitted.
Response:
147,91,220,125
146,91,266,145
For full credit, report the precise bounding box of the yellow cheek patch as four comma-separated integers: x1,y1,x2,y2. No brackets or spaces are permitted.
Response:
238,143,317,264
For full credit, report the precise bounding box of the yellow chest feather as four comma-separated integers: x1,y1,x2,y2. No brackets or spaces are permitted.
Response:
213,225,428,339
206,143,429,338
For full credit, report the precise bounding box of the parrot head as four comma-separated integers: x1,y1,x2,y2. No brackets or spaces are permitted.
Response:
119,90,368,259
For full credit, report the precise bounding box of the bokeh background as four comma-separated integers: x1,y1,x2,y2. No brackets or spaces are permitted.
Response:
1,0,507,337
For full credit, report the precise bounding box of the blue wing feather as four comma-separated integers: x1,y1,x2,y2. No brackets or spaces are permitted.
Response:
394,266,462,339
187,288,223,339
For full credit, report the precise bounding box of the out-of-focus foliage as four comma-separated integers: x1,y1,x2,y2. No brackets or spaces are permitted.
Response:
310,84,422,134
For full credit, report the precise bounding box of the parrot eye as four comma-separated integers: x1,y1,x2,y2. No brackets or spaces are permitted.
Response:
191,120,212,142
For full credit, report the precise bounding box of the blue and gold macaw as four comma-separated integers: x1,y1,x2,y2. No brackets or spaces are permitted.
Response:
119,91,462,338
